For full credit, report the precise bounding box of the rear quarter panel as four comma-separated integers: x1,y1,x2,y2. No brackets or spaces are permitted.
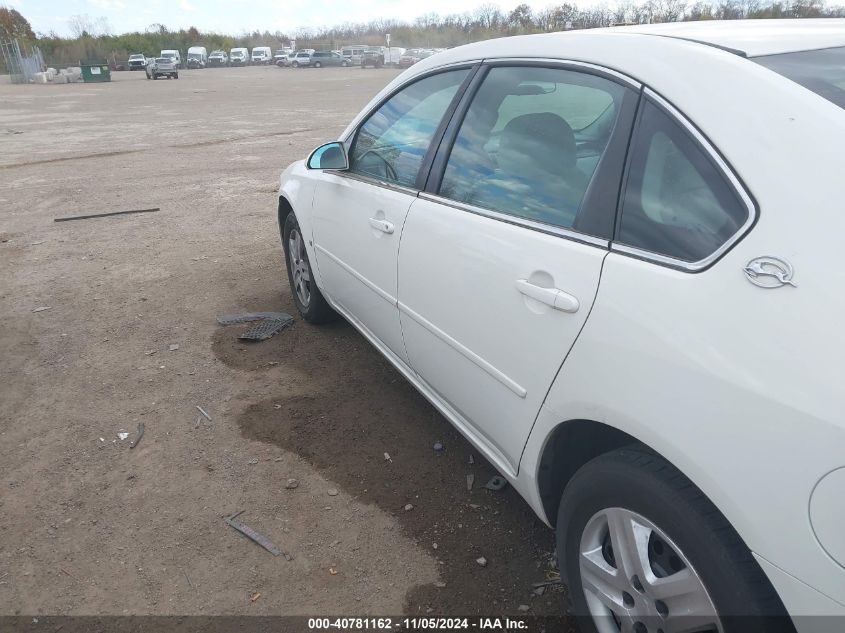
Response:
521,59,845,606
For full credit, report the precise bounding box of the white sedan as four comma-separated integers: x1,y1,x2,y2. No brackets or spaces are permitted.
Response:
276,19,845,633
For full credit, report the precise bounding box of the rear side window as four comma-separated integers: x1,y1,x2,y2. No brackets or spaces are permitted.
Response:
617,100,749,263
349,69,469,187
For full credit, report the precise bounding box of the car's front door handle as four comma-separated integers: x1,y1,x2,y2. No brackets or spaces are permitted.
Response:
368,218,395,234
515,279,580,313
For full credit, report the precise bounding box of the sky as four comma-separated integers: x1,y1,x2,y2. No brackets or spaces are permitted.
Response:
10,0,550,37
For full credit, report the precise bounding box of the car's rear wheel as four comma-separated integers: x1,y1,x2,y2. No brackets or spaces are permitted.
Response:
292,61,299,68
341,60,348,67
557,447,792,633
282,213,335,324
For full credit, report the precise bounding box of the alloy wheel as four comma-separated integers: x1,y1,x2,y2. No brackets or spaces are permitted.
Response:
580,507,722,633
288,228,311,308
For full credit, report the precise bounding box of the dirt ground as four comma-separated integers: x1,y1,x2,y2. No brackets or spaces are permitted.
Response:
0,66,566,619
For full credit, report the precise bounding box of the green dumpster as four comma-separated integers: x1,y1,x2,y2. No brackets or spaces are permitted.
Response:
81,61,111,83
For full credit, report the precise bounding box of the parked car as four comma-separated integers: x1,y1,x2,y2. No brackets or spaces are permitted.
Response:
128,53,147,71
146,57,178,80
208,50,228,67
160,49,182,69
309,51,351,68
341,45,368,65
361,46,405,67
360,46,385,67
276,19,845,633
251,46,272,65
290,51,313,68
229,47,249,66
186,46,207,69
397,49,434,68
274,48,293,64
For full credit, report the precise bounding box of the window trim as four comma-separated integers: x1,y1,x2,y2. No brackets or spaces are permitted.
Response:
417,191,609,248
481,57,642,91
611,87,759,272
423,59,642,243
337,62,481,192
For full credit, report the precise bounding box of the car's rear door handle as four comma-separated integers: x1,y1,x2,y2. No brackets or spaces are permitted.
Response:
368,218,395,234
515,279,580,313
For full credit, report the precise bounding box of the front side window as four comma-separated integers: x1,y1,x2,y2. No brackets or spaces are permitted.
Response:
349,69,469,187
617,100,749,263
438,66,626,230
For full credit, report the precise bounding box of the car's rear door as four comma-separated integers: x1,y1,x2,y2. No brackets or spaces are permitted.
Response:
310,67,474,362
397,63,640,475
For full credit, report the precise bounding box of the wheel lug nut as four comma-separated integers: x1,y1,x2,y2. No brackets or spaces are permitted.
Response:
655,599,669,617
622,591,635,607
632,575,645,592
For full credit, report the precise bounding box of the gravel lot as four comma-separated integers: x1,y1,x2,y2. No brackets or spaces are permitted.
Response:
0,66,565,619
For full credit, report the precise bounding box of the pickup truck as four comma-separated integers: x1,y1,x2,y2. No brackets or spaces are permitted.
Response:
128,54,147,71
146,57,179,80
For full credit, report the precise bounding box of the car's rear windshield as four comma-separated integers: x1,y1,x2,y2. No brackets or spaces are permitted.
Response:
753,46,845,110
155,58,169,64
130,54,144,59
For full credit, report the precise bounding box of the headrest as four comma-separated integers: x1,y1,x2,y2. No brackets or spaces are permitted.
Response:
499,113,577,174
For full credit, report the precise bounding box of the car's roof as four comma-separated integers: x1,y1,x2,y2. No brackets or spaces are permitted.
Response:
419,19,844,66
616,18,845,56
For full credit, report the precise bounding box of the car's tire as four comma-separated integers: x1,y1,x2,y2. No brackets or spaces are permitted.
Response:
282,213,336,324
557,446,792,633
341,60,348,67
174,73,179,79
314,61,322,68
292,61,299,68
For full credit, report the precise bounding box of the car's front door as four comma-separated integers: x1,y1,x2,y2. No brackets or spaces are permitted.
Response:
311,68,472,362
397,64,639,474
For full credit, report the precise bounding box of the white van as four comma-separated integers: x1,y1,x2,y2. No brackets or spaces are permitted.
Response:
229,47,249,66
251,46,272,65
160,49,182,68
186,46,207,69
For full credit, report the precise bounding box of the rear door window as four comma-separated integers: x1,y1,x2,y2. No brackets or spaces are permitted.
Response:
437,66,627,231
616,99,750,263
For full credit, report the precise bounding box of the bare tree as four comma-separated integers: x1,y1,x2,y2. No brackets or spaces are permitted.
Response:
507,3,534,28
68,14,110,37
651,0,689,21
474,3,504,29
